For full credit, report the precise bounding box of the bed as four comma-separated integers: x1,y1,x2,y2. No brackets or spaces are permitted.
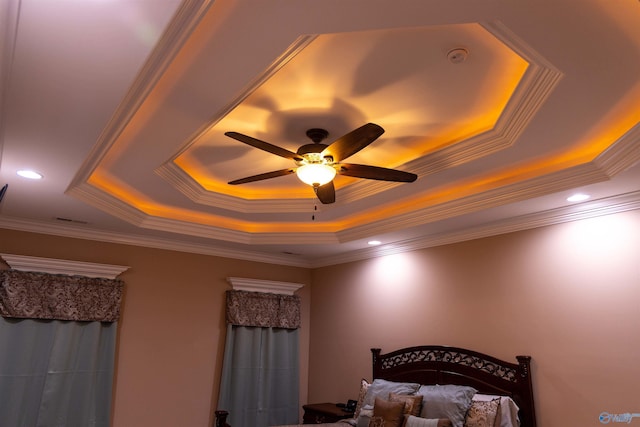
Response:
214,344,536,427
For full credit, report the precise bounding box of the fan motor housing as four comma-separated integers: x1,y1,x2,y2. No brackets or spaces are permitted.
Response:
297,143,328,155
298,128,330,157
305,128,329,143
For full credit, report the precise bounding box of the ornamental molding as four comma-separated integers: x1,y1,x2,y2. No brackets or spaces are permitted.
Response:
381,348,518,382
0,254,129,279
227,277,304,295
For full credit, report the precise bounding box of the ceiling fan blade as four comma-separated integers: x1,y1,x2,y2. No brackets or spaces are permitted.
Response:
314,181,336,204
337,163,417,182
228,168,295,185
225,132,304,161
321,123,384,162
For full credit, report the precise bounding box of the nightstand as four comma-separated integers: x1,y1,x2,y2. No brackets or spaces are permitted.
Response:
302,403,354,424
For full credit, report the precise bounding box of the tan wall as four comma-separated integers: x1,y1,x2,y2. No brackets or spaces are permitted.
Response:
308,209,640,427
2,208,639,426
0,228,311,427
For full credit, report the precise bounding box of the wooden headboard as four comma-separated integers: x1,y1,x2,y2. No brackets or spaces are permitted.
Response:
213,345,537,427
372,345,536,427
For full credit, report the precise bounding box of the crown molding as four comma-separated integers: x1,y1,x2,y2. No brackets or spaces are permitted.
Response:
156,19,564,209
337,162,609,242
338,20,563,204
66,182,148,226
0,0,20,166
312,190,640,268
67,181,340,245
65,157,624,249
1,190,638,269
0,216,312,268
227,277,304,295
154,35,318,214
155,161,315,213
139,215,341,245
67,0,216,190
0,253,129,279
595,122,640,176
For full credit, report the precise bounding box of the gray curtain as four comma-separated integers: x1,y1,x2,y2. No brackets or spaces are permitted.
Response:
218,290,301,427
0,269,123,427
218,325,300,427
0,318,117,427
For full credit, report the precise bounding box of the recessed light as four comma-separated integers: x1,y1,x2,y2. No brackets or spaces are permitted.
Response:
17,170,43,180
368,240,382,246
567,193,590,202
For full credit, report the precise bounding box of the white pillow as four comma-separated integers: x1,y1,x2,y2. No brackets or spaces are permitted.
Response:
363,379,421,407
405,415,442,427
471,394,520,427
417,385,477,427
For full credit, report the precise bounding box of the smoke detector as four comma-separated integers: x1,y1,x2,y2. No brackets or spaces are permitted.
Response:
447,48,469,64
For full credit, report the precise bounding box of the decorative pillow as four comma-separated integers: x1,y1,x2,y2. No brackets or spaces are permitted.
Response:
355,379,371,418
358,379,421,427
389,393,423,417
464,398,500,427
368,397,405,427
363,379,421,408
471,395,519,427
417,385,477,427
404,415,453,427
358,408,375,427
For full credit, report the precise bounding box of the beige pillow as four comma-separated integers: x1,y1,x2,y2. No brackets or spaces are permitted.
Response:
389,393,423,417
369,397,405,427
463,398,500,427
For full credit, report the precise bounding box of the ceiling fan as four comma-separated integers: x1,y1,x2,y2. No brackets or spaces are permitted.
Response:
225,123,417,204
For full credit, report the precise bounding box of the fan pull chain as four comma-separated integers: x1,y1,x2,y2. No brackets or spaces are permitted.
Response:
312,205,317,221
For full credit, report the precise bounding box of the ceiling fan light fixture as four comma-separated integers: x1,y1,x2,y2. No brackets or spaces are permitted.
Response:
224,123,414,204
296,163,336,187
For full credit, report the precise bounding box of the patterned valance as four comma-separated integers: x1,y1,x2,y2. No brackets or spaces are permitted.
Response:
0,270,124,322
226,290,300,329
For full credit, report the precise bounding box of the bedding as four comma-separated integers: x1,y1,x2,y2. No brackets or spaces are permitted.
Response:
389,393,423,417
417,384,477,427
274,424,350,427
471,394,520,427
269,393,519,427
370,397,405,427
405,416,453,427
356,379,422,427
464,398,500,427
363,379,421,408
214,345,536,427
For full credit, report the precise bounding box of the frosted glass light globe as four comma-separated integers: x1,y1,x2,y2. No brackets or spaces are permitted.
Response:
296,164,336,186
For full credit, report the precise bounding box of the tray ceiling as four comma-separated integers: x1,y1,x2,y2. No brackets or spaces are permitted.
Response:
1,0,639,267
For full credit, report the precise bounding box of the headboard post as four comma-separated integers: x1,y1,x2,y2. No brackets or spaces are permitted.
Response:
516,355,536,427
371,348,382,379
516,355,530,377
214,410,230,427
